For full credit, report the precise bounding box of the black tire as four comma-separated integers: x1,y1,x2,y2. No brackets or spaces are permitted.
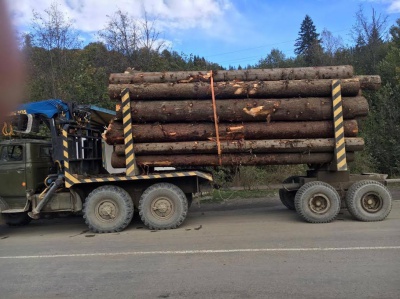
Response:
295,181,341,223
83,185,134,233
139,183,188,230
3,212,32,226
279,176,301,211
345,180,392,222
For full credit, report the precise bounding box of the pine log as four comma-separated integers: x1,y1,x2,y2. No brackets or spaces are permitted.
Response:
110,152,355,168
114,138,364,156
355,75,381,91
108,78,361,100
109,65,354,84
115,96,368,123
103,120,359,144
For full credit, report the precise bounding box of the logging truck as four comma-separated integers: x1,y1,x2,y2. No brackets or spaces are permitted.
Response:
0,99,213,232
0,66,393,233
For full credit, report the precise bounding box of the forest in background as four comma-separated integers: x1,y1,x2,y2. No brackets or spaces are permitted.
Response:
15,3,400,183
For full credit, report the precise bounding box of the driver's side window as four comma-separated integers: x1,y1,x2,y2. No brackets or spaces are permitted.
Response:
0,145,23,161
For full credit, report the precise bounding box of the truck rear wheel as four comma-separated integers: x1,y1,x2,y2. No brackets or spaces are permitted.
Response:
83,185,134,233
279,176,301,211
139,183,188,230
295,181,341,223
345,180,392,222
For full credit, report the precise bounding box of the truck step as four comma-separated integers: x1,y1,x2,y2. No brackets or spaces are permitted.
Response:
1,209,26,214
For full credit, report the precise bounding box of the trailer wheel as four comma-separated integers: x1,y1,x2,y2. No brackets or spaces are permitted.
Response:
139,183,188,230
345,180,392,222
279,176,301,211
83,185,134,233
3,212,32,226
295,181,341,223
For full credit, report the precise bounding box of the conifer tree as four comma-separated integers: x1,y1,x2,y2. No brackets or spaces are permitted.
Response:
294,15,322,65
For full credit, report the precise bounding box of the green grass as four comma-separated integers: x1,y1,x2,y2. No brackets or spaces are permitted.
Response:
198,188,278,203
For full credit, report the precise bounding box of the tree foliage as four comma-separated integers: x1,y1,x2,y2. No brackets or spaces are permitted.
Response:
256,49,295,68
25,2,81,100
351,7,388,74
23,5,220,105
294,15,323,66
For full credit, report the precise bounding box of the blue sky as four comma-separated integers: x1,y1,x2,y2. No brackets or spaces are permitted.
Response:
5,0,400,68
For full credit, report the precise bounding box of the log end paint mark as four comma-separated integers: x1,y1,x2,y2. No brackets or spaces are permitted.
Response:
226,125,244,132
242,106,275,119
234,87,244,95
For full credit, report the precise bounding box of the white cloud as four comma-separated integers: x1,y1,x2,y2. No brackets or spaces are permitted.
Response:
4,0,242,50
388,0,400,12
360,0,400,13
5,0,236,33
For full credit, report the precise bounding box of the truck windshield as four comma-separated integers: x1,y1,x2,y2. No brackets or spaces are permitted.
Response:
1,145,23,161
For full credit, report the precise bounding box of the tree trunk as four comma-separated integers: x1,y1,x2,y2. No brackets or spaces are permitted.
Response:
115,96,368,123
114,138,364,155
103,120,359,144
109,65,354,84
110,152,355,168
108,78,361,100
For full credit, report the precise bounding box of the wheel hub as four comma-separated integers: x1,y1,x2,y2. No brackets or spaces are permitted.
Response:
96,200,118,221
151,197,174,220
361,192,382,213
309,193,330,214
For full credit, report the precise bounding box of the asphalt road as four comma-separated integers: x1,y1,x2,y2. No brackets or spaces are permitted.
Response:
0,196,399,299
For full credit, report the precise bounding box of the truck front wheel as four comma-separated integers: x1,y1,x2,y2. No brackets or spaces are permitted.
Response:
295,181,341,223
83,185,134,233
345,180,392,222
139,183,188,230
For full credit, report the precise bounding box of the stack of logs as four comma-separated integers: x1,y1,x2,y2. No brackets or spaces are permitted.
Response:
104,65,379,168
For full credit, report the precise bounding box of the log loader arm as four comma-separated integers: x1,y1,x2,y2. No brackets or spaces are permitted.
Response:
3,99,115,163
1,99,115,218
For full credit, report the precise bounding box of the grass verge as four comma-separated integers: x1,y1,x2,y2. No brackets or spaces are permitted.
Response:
197,188,278,203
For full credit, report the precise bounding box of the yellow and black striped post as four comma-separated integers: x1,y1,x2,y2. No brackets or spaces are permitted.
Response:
63,128,78,188
331,80,348,171
121,88,139,176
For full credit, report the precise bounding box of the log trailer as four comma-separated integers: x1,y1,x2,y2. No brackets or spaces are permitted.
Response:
0,79,393,233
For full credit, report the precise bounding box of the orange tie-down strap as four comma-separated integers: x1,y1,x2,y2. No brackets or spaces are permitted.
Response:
210,70,222,166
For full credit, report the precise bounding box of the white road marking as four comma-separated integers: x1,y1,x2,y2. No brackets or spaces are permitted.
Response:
1,246,400,259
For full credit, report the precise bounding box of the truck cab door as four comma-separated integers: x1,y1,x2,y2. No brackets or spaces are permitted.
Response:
0,144,27,208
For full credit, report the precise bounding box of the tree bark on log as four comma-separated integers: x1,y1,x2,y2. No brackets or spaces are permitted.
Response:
109,65,354,84
110,152,355,168
114,138,364,155
355,75,381,91
108,78,361,100
115,96,368,123
103,120,359,144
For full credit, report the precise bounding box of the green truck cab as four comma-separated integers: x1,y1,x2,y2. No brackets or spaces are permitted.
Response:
0,139,54,225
